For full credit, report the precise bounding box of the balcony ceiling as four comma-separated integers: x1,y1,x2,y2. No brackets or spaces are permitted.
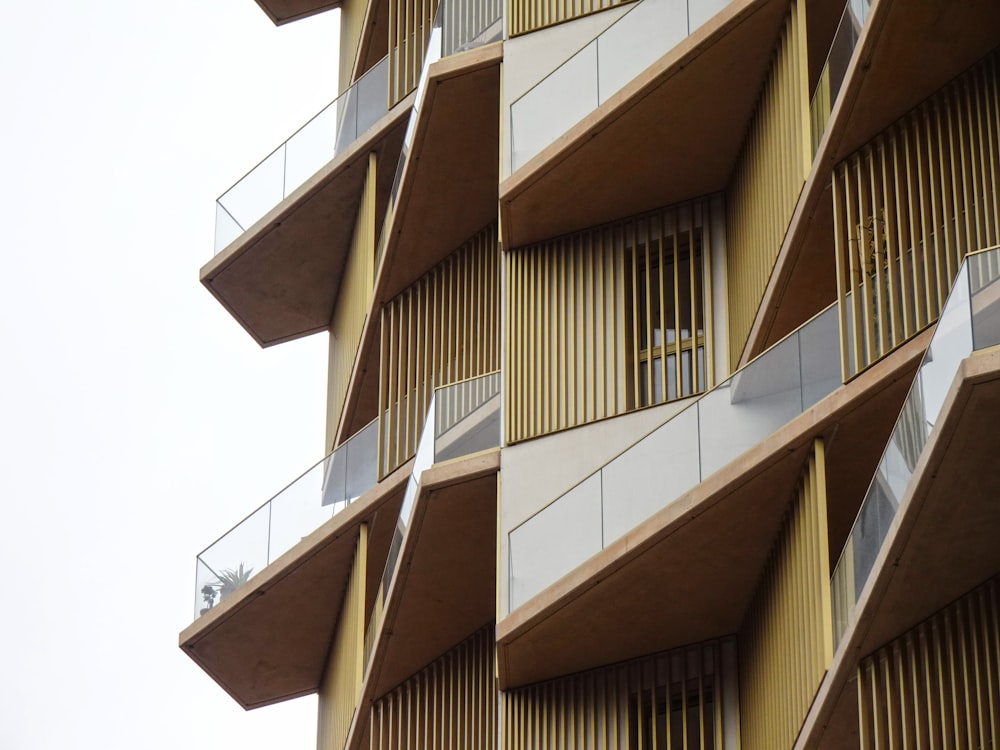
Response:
495,334,928,689
178,462,408,709
498,0,790,249
200,97,412,348
253,0,341,25
738,0,1000,363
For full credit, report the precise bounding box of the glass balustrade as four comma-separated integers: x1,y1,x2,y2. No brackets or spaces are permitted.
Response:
509,0,732,172
363,372,501,667
193,419,378,619
194,372,501,625
830,246,1000,648
508,304,841,611
213,56,390,254
809,0,871,154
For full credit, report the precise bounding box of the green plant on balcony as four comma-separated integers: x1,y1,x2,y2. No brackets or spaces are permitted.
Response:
199,563,254,616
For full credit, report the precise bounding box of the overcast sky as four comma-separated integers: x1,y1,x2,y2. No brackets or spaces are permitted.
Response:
0,2,340,747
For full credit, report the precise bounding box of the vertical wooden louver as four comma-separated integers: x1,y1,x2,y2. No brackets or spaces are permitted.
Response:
502,639,737,750
857,576,1000,749
738,439,833,750
378,223,500,477
834,52,1000,378
505,198,716,444
328,153,378,449
369,626,496,750
508,0,628,37
726,0,810,368
388,0,440,106
318,527,368,750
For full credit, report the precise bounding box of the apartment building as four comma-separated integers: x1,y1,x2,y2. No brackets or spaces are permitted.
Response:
180,0,1000,747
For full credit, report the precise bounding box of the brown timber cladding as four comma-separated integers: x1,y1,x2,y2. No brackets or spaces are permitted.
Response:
505,198,715,444
502,639,737,749
318,527,368,750
726,0,810,368
508,0,629,37
328,153,378,450
738,439,833,750
369,626,496,750
834,51,1000,378
857,575,1000,749
378,222,500,477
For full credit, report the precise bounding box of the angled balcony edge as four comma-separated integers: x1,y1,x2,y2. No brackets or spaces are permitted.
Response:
253,0,342,25
345,450,500,750
495,330,930,690
178,458,411,710
200,94,414,348
742,0,1000,365
336,44,503,444
795,348,1000,750
498,0,789,249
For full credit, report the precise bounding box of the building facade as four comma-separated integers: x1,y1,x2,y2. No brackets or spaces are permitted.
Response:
181,0,1000,748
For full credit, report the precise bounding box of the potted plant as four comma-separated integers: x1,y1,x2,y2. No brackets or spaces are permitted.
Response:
198,562,254,616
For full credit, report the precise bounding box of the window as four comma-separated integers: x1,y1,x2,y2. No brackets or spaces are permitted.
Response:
631,224,706,408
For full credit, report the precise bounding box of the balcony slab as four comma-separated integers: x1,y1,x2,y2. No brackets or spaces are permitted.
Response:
798,348,1000,749
200,95,413,348
498,0,789,249
178,459,410,709
495,332,930,689
347,450,500,750
253,0,341,25
336,43,502,442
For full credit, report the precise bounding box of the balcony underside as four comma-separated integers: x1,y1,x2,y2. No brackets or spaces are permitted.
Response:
337,44,502,441
743,0,1000,363
200,97,412,348
496,333,930,689
253,0,341,25
178,462,409,709
352,451,499,749
800,349,1000,749
498,0,789,249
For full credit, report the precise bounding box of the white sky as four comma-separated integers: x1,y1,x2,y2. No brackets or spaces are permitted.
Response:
0,1,340,747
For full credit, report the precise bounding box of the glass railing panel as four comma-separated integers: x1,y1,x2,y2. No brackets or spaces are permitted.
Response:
195,504,270,618
509,472,604,611
192,418,379,619
688,0,734,32
510,42,598,171
356,57,392,136
601,403,701,544
830,259,975,648
212,57,389,255
434,372,502,461
509,0,737,171
808,0,871,154
216,147,286,250
800,306,843,408
699,331,803,478
507,303,842,612
595,0,687,104
214,203,244,253
268,458,342,564
970,247,1000,349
